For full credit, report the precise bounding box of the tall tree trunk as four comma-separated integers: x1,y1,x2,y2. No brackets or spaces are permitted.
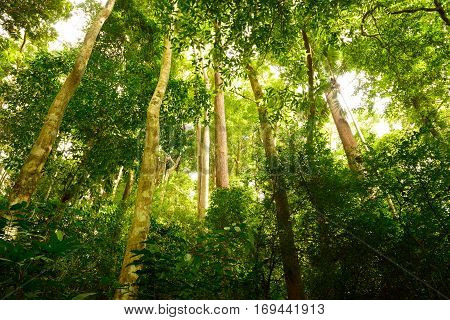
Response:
121,169,134,202
44,170,58,201
196,122,203,212
234,139,241,176
326,78,397,215
198,122,210,218
115,37,172,300
247,64,306,300
213,70,229,188
19,30,27,53
197,63,211,218
302,30,316,145
325,78,362,172
112,166,124,198
8,0,116,207
213,22,229,188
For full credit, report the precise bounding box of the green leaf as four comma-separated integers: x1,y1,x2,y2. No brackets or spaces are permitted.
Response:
55,229,64,241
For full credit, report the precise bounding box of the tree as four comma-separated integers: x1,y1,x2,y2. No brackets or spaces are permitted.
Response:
302,29,317,145
212,22,230,188
197,55,211,218
325,78,362,172
115,37,172,300
8,0,117,207
0,0,71,43
247,64,306,300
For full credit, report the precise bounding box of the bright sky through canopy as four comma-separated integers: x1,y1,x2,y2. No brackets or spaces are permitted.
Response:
50,0,393,138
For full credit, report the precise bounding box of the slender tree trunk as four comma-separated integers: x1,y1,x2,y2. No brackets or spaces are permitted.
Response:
197,63,211,218
121,169,134,202
247,64,306,300
110,169,135,278
196,122,203,213
112,166,124,198
213,22,229,188
19,30,27,53
44,170,59,201
213,70,229,188
0,168,7,189
325,78,362,172
234,139,241,176
327,77,397,216
8,0,116,207
115,37,172,300
302,30,316,145
198,123,210,218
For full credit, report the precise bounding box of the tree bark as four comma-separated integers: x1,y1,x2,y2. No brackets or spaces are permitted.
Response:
196,122,203,213
325,78,362,172
213,22,229,188
8,0,116,207
197,64,211,219
301,30,316,145
213,70,229,188
19,30,27,53
326,78,397,216
121,169,134,202
115,37,172,300
247,64,306,300
197,122,210,218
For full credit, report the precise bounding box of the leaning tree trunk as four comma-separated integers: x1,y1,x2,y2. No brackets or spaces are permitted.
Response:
8,0,116,207
115,37,172,300
302,30,316,146
326,77,397,215
247,64,306,300
213,22,229,188
325,78,362,172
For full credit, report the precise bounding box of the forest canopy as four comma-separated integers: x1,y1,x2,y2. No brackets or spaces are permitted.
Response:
0,0,448,300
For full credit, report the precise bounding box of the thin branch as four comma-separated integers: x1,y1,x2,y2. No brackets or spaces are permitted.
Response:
19,30,27,53
390,7,438,15
229,88,255,103
390,1,449,25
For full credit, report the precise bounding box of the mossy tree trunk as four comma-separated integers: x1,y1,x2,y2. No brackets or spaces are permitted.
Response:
115,37,172,300
8,0,117,207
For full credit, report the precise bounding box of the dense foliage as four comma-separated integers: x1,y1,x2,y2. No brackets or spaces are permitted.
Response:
0,0,448,300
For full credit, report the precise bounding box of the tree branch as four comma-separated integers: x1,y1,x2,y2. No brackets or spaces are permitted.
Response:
390,7,438,15
389,0,449,25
